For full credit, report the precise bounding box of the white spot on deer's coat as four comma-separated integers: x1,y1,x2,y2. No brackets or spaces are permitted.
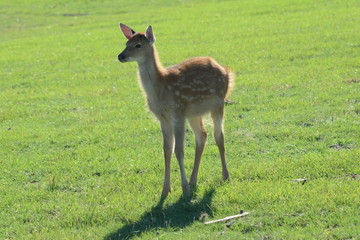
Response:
181,94,188,100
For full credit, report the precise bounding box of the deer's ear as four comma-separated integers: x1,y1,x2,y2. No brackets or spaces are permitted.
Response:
120,23,136,39
145,25,156,44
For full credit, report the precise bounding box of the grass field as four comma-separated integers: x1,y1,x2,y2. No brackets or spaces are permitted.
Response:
1,0,359,239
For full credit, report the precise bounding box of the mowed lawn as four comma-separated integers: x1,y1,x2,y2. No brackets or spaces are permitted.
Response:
1,0,359,239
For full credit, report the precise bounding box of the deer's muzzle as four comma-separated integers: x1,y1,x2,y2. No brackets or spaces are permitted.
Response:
118,53,127,63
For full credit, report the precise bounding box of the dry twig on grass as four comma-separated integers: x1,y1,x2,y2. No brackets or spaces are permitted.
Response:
204,212,250,225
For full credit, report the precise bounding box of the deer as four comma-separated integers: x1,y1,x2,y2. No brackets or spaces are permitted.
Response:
117,23,235,198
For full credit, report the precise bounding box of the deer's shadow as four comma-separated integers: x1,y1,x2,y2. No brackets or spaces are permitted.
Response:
104,188,215,240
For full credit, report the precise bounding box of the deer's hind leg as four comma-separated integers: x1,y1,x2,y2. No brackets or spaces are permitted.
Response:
211,108,230,181
188,117,207,187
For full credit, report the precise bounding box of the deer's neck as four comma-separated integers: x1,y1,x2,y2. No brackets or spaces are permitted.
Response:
137,46,165,97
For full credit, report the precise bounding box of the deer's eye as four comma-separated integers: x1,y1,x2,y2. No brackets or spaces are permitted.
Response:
135,44,141,49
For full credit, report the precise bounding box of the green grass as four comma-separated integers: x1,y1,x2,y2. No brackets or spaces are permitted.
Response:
1,0,359,239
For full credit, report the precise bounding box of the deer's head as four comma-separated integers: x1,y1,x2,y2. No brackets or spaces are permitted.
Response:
118,23,156,63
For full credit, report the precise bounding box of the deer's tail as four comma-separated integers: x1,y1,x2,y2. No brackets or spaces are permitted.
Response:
224,67,235,98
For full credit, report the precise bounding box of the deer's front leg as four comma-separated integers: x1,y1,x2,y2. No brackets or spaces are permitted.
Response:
173,116,190,197
160,120,174,198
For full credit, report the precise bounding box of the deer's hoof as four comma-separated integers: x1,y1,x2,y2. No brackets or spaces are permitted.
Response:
182,183,190,198
222,170,230,181
161,186,171,198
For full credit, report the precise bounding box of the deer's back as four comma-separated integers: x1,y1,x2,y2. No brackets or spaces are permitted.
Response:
160,57,230,117
166,57,228,95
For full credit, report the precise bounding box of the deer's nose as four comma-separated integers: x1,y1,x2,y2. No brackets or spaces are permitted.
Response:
118,54,126,62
